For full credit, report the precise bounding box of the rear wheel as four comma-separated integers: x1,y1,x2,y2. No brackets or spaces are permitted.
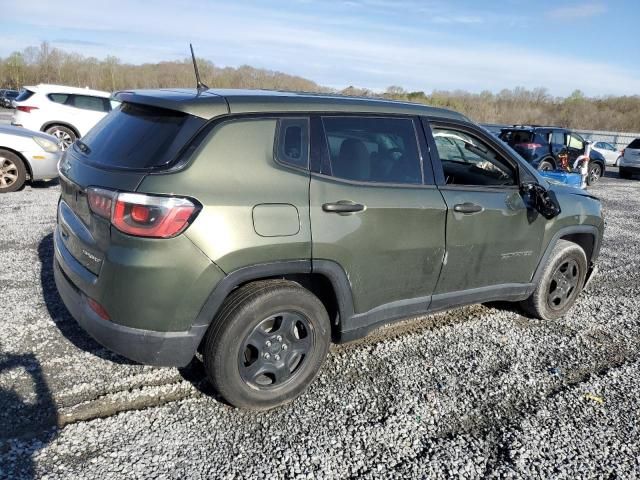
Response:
520,240,587,320
203,280,331,410
0,150,27,193
587,162,602,185
538,159,554,171
45,125,77,150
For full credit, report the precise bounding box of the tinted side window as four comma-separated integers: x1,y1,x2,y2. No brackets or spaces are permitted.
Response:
275,118,309,169
72,95,107,112
432,127,516,186
48,93,69,104
322,116,422,184
15,89,34,102
567,134,583,149
551,131,565,145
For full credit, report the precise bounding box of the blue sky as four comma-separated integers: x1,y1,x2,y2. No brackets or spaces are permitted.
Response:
1,0,639,96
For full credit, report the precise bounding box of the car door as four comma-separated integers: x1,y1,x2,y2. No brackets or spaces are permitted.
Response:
425,119,547,299
550,130,566,164
309,115,447,316
566,132,586,167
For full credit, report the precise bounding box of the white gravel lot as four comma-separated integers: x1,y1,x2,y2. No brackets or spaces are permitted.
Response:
0,171,639,479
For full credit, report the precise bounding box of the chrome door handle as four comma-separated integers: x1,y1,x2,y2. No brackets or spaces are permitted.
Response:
322,202,365,213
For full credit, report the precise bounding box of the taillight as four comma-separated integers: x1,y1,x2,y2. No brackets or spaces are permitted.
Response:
87,296,110,321
16,105,38,113
87,188,199,238
515,143,542,150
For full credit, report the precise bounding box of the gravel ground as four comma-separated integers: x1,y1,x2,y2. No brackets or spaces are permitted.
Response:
1,171,639,479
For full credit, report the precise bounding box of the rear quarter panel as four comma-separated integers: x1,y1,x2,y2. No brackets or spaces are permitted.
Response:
137,117,312,273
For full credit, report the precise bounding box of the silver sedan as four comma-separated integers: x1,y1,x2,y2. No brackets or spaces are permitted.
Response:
0,125,61,193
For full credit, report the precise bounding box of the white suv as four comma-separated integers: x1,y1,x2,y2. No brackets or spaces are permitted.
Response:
619,138,640,179
12,84,113,150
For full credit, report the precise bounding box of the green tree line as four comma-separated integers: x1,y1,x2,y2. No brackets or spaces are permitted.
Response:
2,42,639,132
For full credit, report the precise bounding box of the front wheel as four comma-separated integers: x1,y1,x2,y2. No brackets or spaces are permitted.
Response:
538,160,555,171
0,150,27,193
587,162,602,185
520,240,587,320
203,280,331,410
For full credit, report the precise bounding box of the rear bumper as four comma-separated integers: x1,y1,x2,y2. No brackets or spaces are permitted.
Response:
53,229,207,367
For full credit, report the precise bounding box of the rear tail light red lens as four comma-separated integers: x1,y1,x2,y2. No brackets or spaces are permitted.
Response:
515,143,542,150
16,105,38,113
87,188,199,238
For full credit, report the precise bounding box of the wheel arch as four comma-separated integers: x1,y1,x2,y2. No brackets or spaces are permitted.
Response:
532,225,601,285
0,147,32,180
192,260,353,350
41,121,80,139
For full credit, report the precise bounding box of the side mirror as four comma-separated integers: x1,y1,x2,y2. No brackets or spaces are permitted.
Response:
520,182,561,220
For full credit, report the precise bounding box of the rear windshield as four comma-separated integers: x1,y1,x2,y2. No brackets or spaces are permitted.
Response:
75,102,205,170
6,91,18,99
15,89,35,102
499,129,534,144
627,138,640,149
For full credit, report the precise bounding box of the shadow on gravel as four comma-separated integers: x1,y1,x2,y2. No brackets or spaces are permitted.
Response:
0,353,58,479
30,179,60,189
38,233,135,365
178,357,230,406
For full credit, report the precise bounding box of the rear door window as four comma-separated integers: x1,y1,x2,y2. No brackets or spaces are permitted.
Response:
321,116,423,184
551,131,565,145
72,95,110,112
48,93,69,104
74,102,205,170
627,139,640,149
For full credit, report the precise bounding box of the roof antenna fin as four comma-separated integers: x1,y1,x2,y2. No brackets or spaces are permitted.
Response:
190,43,208,92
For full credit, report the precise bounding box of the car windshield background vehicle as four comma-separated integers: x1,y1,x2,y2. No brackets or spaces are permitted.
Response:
14,89,35,102
75,102,206,170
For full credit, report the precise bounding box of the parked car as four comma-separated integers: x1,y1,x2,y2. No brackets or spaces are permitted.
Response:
11,84,113,150
591,141,622,166
619,138,640,179
499,125,605,185
54,89,604,410
0,89,19,108
0,124,60,192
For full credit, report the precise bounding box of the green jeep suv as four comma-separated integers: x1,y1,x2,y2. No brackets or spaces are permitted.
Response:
54,89,604,409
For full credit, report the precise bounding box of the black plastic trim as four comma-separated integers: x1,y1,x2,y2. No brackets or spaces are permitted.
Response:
531,225,602,285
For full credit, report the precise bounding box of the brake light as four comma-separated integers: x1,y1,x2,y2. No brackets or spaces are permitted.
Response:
87,188,199,238
515,143,542,150
16,106,38,113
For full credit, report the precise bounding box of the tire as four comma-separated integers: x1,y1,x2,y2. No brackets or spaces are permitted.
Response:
587,161,603,185
520,240,587,320
0,150,27,193
538,159,555,171
615,156,621,167
619,168,632,180
203,280,331,410
45,125,77,151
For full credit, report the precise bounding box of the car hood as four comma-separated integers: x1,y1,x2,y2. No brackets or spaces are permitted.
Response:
548,182,600,201
0,124,57,142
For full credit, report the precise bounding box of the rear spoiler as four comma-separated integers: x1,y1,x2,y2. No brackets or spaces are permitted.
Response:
112,89,229,120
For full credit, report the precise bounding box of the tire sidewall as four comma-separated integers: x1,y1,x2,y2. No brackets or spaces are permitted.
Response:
534,242,588,320
45,125,77,149
587,162,602,185
207,285,330,410
539,159,554,171
0,150,27,193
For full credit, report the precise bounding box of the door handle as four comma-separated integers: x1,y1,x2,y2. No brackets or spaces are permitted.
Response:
322,201,366,213
453,202,484,214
